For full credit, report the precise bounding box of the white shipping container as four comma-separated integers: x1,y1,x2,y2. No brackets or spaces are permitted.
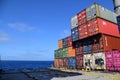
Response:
92,52,106,70
70,15,78,29
84,54,93,69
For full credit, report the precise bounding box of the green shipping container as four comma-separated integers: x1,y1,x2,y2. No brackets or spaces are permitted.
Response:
58,49,63,58
54,48,68,58
54,50,59,58
86,3,118,23
62,48,68,58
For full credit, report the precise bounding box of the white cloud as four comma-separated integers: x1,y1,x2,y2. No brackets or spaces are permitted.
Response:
0,31,10,42
8,23,35,32
60,29,70,38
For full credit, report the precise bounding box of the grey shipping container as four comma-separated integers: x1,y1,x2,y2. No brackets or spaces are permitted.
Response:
70,15,78,29
86,3,118,23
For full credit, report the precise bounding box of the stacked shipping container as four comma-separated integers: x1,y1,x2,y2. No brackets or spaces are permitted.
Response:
54,3,120,71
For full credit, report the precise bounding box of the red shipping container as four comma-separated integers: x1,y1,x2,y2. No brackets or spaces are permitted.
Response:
75,41,83,55
77,9,87,26
102,34,120,51
106,50,120,71
54,59,59,68
63,58,68,68
92,34,104,52
76,54,84,69
67,36,72,47
92,34,120,52
78,24,88,39
87,18,120,37
58,59,63,68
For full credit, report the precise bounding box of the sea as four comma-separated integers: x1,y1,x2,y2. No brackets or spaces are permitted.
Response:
0,60,54,70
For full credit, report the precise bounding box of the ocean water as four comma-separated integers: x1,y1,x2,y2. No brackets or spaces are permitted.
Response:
0,60,54,70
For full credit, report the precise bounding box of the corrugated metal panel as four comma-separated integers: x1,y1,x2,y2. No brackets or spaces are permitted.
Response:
87,18,120,37
63,58,68,68
68,46,76,57
105,50,120,71
58,40,63,49
62,37,68,48
77,9,87,26
68,57,76,69
71,27,79,42
54,50,59,58
70,15,78,29
76,54,84,69
58,59,64,68
58,49,63,58
102,34,120,51
86,3,118,23
62,48,68,58
54,59,59,68
67,36,72,47
92,52,106,70
78,24,88,39
92,34,104,52
83,39,92,54
75,41,83,55
84,54,93,68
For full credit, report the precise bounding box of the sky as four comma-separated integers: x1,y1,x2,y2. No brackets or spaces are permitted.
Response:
0,0,115,61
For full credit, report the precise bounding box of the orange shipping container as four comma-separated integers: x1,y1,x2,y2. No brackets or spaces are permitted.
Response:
54,59,59,68
58,40,63,49
68,46,76,57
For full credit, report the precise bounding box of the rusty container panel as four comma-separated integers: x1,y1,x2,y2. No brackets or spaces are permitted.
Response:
58,58,64,68
54,59,59,68
102,34,120,51
87,18,120,37
63,58,68,69
67,36,72,47
58,40,63,49
77,9,87,26
75,41,83,55
76,54,84,69
68,46,76,57
92,52,106,70
92,34,104,52
84,54,93,69
78,24,88,39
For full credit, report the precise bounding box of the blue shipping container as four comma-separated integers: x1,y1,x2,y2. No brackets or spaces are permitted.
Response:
71,27,79,42
68,57,76,69
62,37,68,48
83,39,92,53
117,16,120,32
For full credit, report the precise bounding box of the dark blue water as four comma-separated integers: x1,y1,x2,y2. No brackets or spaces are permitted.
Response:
0,60,54,70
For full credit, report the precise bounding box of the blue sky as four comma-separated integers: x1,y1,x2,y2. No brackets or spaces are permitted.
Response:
0,0,114,61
